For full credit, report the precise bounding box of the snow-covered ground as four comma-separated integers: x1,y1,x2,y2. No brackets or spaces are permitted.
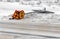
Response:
0,2,33,17
0,2,60,17
0,2,60,25
0,2,60,38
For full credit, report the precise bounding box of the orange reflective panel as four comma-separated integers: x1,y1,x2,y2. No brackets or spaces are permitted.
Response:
12,10,25,20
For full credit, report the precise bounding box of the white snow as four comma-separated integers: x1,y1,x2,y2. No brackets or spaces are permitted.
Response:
0,2,60,17
0,2,60,24
0,2,60,38
0,2,33,17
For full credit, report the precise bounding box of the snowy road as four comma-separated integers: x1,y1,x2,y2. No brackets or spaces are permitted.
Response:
0,2,60,39
0,17,60,38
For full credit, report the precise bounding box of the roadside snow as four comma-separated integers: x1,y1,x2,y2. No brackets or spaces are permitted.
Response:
0,2,60,25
